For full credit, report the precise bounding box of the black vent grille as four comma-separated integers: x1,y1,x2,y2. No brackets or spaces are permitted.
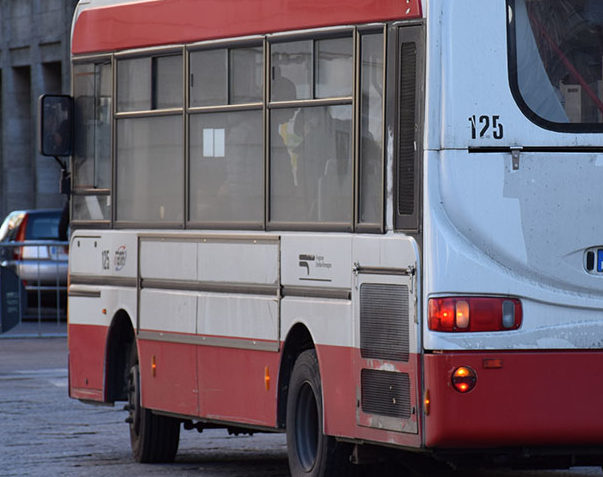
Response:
360,284,409,362
361,369,411,419
397,41,417,216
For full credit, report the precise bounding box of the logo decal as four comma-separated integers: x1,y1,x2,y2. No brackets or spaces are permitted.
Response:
114,245,127,272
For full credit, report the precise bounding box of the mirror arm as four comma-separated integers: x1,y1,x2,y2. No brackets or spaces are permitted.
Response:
53,155,67,170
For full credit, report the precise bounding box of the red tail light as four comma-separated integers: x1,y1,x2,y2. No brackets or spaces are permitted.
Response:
12,214,28,260
451,366,477,393
428,296,522,332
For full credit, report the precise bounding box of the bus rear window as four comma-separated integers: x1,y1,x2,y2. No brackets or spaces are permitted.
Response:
509,0,603,130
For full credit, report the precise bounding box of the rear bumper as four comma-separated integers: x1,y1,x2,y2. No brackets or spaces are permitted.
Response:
424,350,603,448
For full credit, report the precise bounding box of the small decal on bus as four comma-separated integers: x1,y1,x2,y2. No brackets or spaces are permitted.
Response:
114,245,127,271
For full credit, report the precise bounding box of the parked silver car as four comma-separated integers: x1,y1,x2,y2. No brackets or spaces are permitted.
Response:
0,209,68,316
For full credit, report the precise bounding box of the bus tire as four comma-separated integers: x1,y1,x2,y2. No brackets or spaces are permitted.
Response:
127,346,180,463
286,349,355,477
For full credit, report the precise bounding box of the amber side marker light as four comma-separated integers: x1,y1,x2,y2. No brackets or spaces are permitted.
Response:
424,389,431,415
451,366,477,393
428,296,522,332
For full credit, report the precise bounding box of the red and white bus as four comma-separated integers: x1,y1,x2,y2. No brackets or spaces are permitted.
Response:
42,0,603,473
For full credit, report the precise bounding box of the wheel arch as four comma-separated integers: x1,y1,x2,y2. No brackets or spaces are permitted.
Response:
277,322,316,429
104,309,135,403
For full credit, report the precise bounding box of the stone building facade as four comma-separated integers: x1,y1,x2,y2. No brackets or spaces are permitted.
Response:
0,0,77,219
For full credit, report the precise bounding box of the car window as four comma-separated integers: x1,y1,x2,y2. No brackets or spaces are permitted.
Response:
25,213,61,240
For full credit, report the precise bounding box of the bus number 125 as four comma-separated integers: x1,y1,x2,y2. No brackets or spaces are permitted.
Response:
469,114,504,140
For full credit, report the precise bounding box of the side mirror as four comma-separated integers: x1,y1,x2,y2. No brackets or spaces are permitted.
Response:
38,94,74,157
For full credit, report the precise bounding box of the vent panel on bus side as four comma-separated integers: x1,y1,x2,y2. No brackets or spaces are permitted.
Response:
360,283,410,362
361,369,411,419
397,41,417,217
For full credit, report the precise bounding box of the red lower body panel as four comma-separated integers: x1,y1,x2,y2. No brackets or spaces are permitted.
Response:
138,340,199,417
69,323,108,401
138,337,280,427
197,346,280,426
69,323,423,447
424,350,603,448
318,344,422,448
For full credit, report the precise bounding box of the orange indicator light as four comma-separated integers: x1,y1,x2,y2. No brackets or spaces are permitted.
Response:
151,355,157,377
264,366,270,391
424,390,431,416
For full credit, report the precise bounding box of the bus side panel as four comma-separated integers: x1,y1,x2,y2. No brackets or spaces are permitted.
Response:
318,344,423,448
138,339,199,417
424,351,603,447
197,347,280,426
68,323,108,402
315,344,357,437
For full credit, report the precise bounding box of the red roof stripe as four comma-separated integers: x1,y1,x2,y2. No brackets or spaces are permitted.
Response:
73,0,422,54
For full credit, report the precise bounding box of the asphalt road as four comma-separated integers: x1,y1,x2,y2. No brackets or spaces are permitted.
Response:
0,338,602,477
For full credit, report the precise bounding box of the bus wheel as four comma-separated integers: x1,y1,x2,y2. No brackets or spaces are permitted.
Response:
286,349,355,477
127,347,180,463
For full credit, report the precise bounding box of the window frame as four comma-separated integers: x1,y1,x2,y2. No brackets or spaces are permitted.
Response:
70,26,390,233
71,55,114,228
187,39,266,230
114,46,186,229
266,29,356,231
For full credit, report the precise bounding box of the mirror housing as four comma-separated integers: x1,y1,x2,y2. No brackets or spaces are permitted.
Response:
38,94,74,157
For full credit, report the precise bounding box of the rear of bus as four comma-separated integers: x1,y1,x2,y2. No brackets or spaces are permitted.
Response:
422,0,603,465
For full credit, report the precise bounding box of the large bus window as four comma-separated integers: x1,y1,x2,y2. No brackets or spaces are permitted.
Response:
72,61,112,222
509,0,603,129
270,105,353,224
188,44,264,227
189,110,263,225
269,36,354,228
116,116,184,223
358,32,384,227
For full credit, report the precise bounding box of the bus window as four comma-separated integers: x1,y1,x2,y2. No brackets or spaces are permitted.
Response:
190,49,228,107
230,47,263,104
72,61,112,222
152,55,183,109
118,54,183,112
316,37,353,98
269,36,354,228
115,53,184,224
118,57,151,112
358,31,385,228
270,105,353,225
510,0,603,129
271,40,313,101
189,110,263,225
116,116,184,223
188,44,264,227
